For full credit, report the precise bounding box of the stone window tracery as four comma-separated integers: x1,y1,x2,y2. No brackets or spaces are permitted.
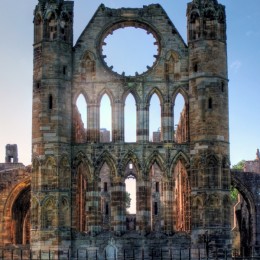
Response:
81,52,96,80
42,197,56,229
192,197,203,228
189,11,200,40
46,13,57,40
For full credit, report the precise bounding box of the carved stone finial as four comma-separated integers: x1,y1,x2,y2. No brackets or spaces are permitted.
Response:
256,149,260,160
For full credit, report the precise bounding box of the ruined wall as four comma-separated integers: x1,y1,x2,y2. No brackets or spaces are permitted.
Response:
0,163,30,246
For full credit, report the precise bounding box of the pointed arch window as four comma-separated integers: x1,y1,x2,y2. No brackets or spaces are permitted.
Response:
173,93,187,143
47,13,57,40
74,94,87,143
189,11,200,40
149,93,161,142
124,93,136,142
34,14,43,43
100,94,112,142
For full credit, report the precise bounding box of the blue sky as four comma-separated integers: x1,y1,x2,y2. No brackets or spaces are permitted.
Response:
0,0,259,166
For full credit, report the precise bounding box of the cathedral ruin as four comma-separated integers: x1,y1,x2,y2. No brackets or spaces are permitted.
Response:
1,0,258,259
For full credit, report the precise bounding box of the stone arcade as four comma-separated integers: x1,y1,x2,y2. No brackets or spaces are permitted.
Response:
1,0,235,259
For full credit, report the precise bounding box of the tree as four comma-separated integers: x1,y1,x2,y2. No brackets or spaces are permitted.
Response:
125,191,131,209
230,186,239,202
232,160,245,170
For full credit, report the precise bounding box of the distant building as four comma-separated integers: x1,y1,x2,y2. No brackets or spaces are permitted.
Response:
244,149,260,173
100,128,110,142
152,129,161,142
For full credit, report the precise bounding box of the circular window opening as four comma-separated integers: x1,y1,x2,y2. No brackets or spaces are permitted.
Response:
102,27,159,76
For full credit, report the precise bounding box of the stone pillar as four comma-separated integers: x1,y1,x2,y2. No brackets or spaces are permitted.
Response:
112,100,124,142
87,102,100,142
111,177,126,234
137,103,149,142
163,179,174,234
136,179,151,234
161,102,173,142
86,180,102,235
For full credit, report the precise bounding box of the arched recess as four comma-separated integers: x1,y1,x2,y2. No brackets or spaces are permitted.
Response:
42,156,57,190
172,153,191,232
2,179,31,245
124,92,137,142
80,51,96,80
206,155,219,188
31,196,39,230
99,92,113,142
60,196,70,228
172,89,189,143
41,196,57,229
232,176,256,255
165,51,180,81
203,8,217,39
34,13,43,43
191,195,204,229
60,12,72,43
189,10,200,40
145,151,165,177
45,12,57,40
59,155,71,189
121,151,142,179
147,89,163,142
95,151,117,179
74,93,87,143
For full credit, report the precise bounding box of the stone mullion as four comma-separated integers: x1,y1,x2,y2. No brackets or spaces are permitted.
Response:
110,178,126,234
163,179,174,234
137,103,149,142
136,179,151,233
162,102,173,142
85,181,101,235
87,103,100,142
112,101,124,142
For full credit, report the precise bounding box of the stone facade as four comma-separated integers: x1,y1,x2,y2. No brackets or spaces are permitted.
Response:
0,0,238,259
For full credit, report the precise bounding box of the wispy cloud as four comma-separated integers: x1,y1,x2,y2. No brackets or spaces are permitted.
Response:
230,60,242,73
246,30,260,37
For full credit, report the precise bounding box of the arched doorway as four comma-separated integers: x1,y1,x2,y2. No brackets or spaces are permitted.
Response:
2,179,31,245
231,176,256,257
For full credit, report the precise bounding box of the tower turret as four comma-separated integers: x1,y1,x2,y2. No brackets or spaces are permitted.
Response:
31,0,74,257
187,0,231,256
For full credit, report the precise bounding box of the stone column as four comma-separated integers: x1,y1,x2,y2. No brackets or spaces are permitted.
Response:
137,103,149,142
163,178,174,234
112,100,124,142
86,180,102,235
136,179,151,234
161,101,173,142
111,177,126,234
87,102,100,142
